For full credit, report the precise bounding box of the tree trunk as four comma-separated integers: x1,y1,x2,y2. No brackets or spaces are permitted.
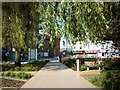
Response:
15,50,21,67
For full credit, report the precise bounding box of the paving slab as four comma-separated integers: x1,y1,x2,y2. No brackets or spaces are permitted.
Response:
20,60,97,88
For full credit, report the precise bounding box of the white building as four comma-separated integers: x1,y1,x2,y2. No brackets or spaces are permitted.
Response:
72,41,120,58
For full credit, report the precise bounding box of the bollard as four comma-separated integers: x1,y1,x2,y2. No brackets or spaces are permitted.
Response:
87,66,89,71
36,49,37,60
99,66,101,70
77,59,80,72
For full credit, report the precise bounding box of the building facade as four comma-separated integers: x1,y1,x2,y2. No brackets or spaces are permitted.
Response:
72,41,120,58
37,34,60,58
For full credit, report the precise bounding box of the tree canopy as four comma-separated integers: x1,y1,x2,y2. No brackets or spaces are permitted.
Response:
38,2,119,49
2,2,40,66
2,2,120,66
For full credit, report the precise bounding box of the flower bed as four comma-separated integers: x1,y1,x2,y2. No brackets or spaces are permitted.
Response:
61,57,71,60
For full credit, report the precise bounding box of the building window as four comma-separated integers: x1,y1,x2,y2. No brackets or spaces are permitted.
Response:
39,52,43,57
44,52,48,57
45,47,49,51
102,53,104,56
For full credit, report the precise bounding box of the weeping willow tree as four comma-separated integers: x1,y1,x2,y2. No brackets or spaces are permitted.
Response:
58,2,119,43
2,2,40,66
38,2,119,48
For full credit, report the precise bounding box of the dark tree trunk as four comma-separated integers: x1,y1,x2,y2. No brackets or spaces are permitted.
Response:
15,50,21,67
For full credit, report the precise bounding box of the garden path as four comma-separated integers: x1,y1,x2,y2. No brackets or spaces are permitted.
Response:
20,60,96,88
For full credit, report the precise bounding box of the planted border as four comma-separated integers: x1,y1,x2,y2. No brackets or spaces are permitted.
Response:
1,60,49,71
1,72,32,79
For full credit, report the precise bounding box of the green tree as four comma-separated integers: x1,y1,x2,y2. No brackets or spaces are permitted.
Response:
40,2,119,49
2,2,39,66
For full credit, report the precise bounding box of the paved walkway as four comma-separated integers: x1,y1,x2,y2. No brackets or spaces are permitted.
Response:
20,60,96,88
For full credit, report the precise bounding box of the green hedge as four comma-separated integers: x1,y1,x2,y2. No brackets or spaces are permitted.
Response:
62,59,99,71
103,60,120,70
62,59,76,68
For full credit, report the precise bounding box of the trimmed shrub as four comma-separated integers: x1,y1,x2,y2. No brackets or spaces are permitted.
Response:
5,72,11,77
81,66,87,70
16,72,32,79
14,67,21,71
90,65,99,69
62,59,76,68
10,72,16,77
21,67,33,71
1,72,5,76
71,66,76,70
1,63,14,71
1,60,48,71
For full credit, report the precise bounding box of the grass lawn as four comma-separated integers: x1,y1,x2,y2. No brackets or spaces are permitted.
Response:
80,70,102,88
80,70,120,88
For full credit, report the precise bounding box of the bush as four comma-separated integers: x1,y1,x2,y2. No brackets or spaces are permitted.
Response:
91,70,120,88
1,63,15,71
81,66,87,70
71,67,76,70
1,72,32,79
14,67,21,71
5,72,11,77
62,59,76,68
90,65,99,69
21,66,39,71
111,78,120,88
103,60,120,70
1,60,48,71
1,72,5,76
21,67,33,71
16,72,32,79
3,72,16,77
27,60,48,66
10,72,16,77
